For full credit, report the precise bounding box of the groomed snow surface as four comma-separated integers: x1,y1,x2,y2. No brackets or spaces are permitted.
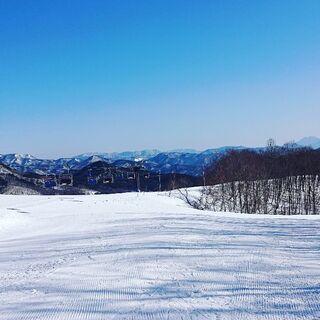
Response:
0,192,319,320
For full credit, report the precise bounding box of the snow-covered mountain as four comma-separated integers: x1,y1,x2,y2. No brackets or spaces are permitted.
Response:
0,147,244,176
144,146,245,175
297,136,320,149
75,149,161,161
1,138,318,176
0,154,70,175
0,163,43,194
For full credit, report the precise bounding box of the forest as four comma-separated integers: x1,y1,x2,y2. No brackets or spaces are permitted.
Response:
188,145,320,215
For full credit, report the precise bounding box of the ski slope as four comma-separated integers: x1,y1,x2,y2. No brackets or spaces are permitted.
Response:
0,193,319,319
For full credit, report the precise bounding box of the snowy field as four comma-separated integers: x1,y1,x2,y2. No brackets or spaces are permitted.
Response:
0,193,320,320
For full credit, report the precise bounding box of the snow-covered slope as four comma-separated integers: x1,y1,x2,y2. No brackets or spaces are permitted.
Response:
0,193,319,319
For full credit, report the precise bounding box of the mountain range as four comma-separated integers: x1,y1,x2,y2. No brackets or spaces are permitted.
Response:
0,136,319,177
0,147,241,176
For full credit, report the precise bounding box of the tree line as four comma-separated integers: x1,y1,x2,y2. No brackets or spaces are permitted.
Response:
188,144,320,215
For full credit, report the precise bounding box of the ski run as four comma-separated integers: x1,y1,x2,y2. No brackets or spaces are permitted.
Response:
0,192,319,319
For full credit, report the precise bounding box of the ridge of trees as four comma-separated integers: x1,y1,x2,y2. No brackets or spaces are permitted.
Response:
185,143,320,215
206,145,320,185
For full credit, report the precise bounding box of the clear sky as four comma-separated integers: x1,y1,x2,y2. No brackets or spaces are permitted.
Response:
0,0,319,158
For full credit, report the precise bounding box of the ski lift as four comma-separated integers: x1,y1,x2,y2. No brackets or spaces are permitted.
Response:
87,169,98,186
103,173,114,184
114,170,124,181
143,172,150,179
44,175,57,188
87,176,98,187
59,173,73,186
127,172,135,180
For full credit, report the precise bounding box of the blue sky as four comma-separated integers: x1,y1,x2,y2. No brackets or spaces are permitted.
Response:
0,0,319,158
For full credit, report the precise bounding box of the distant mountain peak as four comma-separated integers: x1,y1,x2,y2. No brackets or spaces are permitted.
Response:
297,136,320,149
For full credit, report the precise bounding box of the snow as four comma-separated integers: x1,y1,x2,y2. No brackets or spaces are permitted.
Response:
1,186,41,195
297,136,320,149
0,192,319,319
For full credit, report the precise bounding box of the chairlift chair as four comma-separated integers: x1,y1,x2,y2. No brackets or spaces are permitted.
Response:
59,173,73,186
87,169,99,186
44,175,57,188
114,171,124,181
127,172,135,180
103,173,114,184
87,176,98,187
143,172,150,179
